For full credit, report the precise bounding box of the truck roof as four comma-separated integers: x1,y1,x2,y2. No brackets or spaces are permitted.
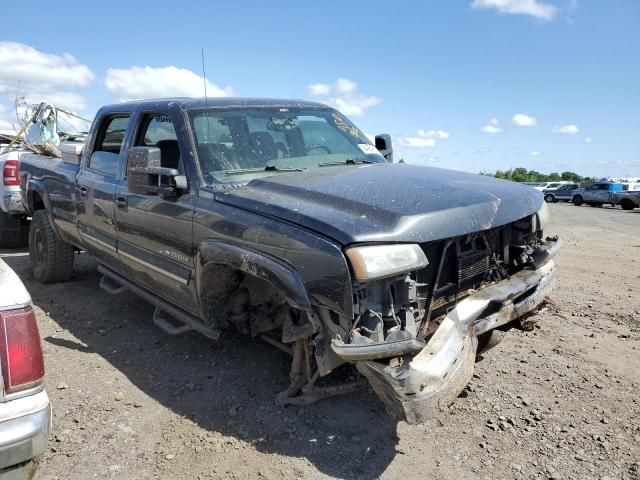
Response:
101,97,329,111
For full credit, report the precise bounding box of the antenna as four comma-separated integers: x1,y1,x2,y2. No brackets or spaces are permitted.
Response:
201,48,208,102
201,49,212,142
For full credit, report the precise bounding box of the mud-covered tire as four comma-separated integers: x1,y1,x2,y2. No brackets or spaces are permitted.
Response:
621,199,635,211
572,195,583,206
29,210,74,283
0,211,29,248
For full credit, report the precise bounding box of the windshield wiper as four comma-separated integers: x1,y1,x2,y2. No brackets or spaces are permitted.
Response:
318,158,376,167
224,165,305,175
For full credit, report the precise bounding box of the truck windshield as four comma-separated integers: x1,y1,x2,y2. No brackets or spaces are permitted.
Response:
187,107,385,184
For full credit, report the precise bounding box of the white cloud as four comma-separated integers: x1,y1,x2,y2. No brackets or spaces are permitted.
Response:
529,150,542,156
334,78,358,95
481,117,503,133
0,41,94,94
105,66,232,101
552,124,580,134
307,83,331,96
471,0,558,21
418,129,450,139
585,136,592,143
398,137,436,148
306,78,380,116
0,104,15,133
512,113,537,126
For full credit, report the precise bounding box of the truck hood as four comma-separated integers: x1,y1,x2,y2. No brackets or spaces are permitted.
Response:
215,163,543,245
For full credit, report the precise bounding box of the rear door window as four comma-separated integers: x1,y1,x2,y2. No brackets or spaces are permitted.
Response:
89,115,131,177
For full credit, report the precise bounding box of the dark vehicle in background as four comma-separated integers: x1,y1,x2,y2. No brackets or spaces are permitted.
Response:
0,259,50,479
543,183,579,203
571,182,624,207
18,98,560,423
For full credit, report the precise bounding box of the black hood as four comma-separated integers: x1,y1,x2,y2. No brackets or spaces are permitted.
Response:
215,164,543,245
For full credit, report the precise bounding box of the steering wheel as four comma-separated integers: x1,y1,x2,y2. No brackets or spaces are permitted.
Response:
305,144,331,155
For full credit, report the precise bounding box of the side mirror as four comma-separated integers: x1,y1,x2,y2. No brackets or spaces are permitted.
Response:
126,146,185,196
375,134,393,162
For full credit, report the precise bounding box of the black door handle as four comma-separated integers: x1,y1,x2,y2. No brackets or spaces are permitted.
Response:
116,196,128,209
79,186,88,197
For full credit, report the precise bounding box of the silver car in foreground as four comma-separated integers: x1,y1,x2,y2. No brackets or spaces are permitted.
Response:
0,259,50,479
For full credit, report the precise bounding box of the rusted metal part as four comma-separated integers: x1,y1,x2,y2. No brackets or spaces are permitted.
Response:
275,337,366,406
277,380,367,407
356,258,558,424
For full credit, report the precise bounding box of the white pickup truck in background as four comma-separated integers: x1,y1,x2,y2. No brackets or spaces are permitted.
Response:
0,146,29,248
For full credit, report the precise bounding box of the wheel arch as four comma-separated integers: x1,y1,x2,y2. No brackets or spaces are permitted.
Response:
195,240,313,313
26,181,50,213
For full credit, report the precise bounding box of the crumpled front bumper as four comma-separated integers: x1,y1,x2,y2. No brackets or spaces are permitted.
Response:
355,245,559,424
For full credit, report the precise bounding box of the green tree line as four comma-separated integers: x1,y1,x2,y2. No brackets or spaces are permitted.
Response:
480,167,594,183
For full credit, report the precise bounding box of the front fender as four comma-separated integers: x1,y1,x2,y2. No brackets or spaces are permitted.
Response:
196,240,312,311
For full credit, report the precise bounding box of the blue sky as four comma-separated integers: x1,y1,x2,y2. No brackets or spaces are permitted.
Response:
1,0,638,176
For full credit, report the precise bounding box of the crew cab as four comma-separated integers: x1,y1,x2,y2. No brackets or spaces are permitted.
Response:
0,150,29,248
571,182,624,207
19,98,560,423
0,259,51,478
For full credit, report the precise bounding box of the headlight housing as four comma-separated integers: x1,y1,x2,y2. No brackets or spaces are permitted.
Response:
345,244,428,282
536,202,550,230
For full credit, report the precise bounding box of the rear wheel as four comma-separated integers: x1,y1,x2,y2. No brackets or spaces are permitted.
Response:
573,195,583,206
621,199,635,211
0,211,29,248
29,210,74,283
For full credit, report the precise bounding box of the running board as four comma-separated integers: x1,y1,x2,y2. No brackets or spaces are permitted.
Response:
153,306,192,336
99,275,128,294
97,265,220,340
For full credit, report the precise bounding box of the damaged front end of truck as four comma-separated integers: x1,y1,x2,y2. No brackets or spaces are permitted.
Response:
270,205,561,424
341,213,560,423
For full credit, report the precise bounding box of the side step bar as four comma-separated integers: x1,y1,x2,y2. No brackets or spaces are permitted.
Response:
99,275,128,294
97,265,220,340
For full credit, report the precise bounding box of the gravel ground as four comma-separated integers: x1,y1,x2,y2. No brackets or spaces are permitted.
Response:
1,203,639,480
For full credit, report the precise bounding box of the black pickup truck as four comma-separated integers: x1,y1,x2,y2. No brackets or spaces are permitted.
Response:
19,98,561,423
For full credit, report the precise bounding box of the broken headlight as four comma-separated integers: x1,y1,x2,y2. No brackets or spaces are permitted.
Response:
345,244,428,282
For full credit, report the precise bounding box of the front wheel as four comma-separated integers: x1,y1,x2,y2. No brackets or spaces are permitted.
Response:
29,210,74,283
572,196,583,206
544,194,555,203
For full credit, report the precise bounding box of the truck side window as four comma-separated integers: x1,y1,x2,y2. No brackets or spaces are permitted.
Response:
136,114,181,170
89,115,131,177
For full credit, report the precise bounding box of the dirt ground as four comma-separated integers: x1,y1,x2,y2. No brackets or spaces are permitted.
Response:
1,203,639,480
